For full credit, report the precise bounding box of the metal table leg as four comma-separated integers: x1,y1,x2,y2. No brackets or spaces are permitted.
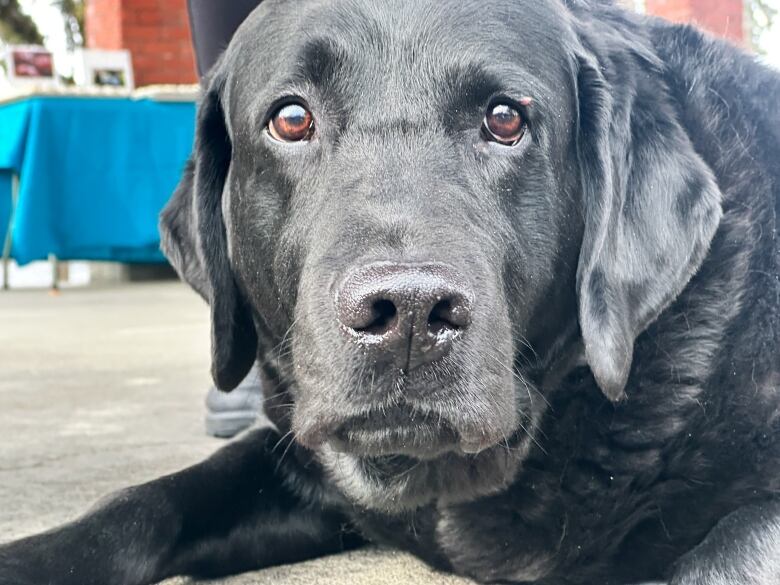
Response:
49,253,60,291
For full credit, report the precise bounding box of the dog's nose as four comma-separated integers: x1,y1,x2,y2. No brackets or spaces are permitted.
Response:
336,262,473,371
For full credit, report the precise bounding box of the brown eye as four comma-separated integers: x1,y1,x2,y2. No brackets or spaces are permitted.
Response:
483,102,525,146
268,103,315,142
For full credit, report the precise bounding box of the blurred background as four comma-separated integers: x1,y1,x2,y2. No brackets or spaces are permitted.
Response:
0,0,777,291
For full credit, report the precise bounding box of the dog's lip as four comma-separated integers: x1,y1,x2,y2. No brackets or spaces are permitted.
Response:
297,403,521,458
325,408,461,459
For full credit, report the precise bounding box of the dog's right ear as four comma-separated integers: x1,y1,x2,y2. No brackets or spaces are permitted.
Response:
160,72,257,391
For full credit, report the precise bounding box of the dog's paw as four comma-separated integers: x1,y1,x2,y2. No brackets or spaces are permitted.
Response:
669,556,775,585
670,503,780,585
0,534,69,585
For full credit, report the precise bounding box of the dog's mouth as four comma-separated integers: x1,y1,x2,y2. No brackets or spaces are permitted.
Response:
317,423,528,512
329,409,461,459
290,320,527,510
299,404,514,461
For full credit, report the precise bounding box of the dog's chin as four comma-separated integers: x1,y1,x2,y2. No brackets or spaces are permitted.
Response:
317,434,527,513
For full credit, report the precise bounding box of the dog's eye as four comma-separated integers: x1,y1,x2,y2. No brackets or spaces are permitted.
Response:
268,103,315,142
483,103,525,146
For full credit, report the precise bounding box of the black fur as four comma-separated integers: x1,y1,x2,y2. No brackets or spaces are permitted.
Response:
1,1,778,584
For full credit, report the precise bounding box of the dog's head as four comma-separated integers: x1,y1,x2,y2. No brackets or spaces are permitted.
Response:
161,0,721,511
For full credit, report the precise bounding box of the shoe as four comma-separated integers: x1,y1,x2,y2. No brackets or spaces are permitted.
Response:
205,363,263,438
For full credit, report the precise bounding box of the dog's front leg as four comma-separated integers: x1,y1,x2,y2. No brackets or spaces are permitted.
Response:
669,500,780,585
0,427,362,585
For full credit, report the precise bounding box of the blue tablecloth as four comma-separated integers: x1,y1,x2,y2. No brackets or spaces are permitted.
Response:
0,96,195,265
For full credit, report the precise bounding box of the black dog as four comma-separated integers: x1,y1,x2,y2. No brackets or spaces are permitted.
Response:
1,0,778,583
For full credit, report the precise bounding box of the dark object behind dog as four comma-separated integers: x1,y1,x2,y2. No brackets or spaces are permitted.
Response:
1,0,778,584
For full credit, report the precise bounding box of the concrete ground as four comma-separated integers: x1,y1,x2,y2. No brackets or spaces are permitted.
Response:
0,282,474,585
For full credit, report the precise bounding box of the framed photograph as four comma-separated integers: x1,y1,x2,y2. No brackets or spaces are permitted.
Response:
4,45,58,87
74,49,134,90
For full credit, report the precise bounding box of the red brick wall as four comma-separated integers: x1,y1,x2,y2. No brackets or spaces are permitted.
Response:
86,0,123,50
85,0,197,87
646,0,745,44
86,0,745,87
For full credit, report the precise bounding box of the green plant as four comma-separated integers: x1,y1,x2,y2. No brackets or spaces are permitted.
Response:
0,0,43,44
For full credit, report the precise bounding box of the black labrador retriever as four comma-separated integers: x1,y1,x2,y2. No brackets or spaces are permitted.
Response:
1,1,778,584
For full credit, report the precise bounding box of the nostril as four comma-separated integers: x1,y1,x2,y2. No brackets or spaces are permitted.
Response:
427,297,472,336
355,299,398,335
428,300,458,335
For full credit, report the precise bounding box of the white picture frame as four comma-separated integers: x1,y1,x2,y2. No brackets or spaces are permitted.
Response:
74,49,135,90
3,45,59,87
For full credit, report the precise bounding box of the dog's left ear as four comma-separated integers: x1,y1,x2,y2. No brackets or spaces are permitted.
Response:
574,51,722,401
160,70,257,391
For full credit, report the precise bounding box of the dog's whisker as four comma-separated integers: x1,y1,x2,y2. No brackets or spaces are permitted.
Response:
271,429,295,455
276,439,297,470
486,352,553,411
